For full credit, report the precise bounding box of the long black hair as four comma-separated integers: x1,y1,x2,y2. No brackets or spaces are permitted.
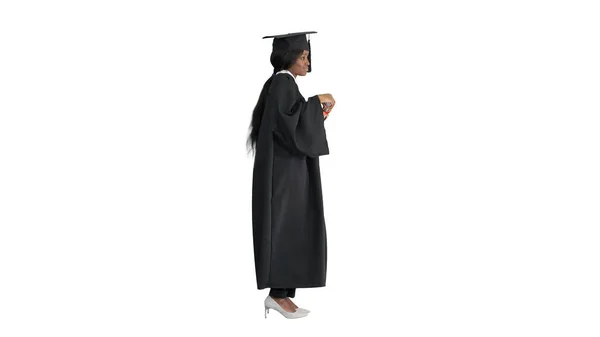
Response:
246,49,305,156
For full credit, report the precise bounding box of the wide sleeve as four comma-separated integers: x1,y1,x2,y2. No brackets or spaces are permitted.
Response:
271,75,329,158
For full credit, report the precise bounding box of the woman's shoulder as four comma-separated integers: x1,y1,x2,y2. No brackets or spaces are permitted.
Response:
268,73,297,94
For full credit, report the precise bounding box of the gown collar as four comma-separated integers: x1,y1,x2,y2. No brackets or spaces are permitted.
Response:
275,69,296,81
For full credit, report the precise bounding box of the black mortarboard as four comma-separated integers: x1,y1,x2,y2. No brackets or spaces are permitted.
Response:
263,31,317,72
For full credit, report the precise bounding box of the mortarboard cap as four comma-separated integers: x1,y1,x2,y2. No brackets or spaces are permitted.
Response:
263,31,317,72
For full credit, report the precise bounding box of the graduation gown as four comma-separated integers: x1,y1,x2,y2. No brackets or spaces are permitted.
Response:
252,72,329,289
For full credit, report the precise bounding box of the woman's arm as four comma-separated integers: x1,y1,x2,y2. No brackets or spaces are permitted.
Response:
272,76,329,157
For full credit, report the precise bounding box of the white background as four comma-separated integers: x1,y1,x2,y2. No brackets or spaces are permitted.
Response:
1,0,599,335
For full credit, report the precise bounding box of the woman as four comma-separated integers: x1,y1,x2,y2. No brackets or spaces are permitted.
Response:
247,31,335,319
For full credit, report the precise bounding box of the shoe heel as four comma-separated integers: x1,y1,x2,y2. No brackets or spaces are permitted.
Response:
265,306,269,318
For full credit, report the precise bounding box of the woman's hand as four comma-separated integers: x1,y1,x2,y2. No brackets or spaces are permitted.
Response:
318,94,335,121
317,94,335,109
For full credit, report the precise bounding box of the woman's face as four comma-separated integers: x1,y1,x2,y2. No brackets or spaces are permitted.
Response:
288,50,310,77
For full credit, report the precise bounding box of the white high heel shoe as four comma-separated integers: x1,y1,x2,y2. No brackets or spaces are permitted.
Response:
288,298,310,313
264,296,308,319
296,307,311,314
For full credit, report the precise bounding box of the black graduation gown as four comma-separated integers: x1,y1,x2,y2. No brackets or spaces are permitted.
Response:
252,72,329,289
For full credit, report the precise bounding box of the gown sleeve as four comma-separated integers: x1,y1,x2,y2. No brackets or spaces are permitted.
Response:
270,75,329,158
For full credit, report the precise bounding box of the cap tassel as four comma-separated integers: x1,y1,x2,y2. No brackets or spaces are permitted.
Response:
307,36,312,73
